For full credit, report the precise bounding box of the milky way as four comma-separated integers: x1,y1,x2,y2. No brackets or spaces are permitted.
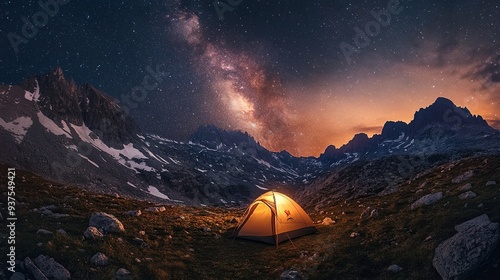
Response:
170,8,299,153
1,1,499,156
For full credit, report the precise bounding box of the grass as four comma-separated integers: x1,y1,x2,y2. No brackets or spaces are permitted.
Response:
0,155,499,279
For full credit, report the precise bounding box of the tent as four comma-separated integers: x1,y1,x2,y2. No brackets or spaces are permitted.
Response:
233,191,317,246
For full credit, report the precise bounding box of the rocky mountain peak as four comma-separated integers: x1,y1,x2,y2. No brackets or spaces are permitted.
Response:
381,121,408,140
406,97,491,138
18,67,139,147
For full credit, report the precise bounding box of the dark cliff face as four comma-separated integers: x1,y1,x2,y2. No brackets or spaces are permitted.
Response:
405,97,490,138
381,121,408,140
19,67,139,148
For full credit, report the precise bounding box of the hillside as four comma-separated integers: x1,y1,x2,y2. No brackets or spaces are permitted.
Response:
1,154,499,279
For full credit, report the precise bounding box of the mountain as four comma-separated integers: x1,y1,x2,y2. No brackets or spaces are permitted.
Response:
1,68,498,206
0,68,321,205
319,97,499,165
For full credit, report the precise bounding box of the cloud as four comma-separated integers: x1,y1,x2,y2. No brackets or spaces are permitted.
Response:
350,125,383,135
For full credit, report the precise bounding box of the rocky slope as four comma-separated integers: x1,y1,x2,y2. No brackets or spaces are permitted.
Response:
0,68,322,205
0,154,498,279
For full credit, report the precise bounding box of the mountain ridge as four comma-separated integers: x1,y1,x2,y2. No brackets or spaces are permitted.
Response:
1,68,499,206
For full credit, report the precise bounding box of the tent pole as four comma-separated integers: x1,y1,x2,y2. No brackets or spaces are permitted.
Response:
272,191,279,248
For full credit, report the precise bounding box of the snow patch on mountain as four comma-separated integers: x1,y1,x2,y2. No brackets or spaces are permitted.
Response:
148,186,171,200
0,116,33,143
37,112,72,138
70,123,146,160
255,185,268,190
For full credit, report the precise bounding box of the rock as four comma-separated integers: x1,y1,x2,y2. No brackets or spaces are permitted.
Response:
229,218,238,223
145,206,166,212
89,212,125,233
115,268,132,280
280,268,302,280
350,232,360,238
10,272,26,280
454,214,491,232
433,214,500,280
387,264,403,273
139,230,146,235
125,210,141,217
133,237,147,247
40,205,57,211
90,252,109,266
452,171,474,184
321,217,335,226
203,227,211,232
458,191,477,200
52,213,71,219
36,229,53,237
134,258,141,263
42,209,53,216
0,211,3,221
24,257,48,280
486,181,496,186
458,183,472,191
33,255,71,280
56,229,67,235
84,226,104,240
411,192,443,210
478,203,484,208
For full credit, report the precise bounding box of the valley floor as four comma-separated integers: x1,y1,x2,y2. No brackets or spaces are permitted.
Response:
1,156,499,279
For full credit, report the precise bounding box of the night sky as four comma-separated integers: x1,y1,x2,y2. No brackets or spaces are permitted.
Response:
1,0,499,156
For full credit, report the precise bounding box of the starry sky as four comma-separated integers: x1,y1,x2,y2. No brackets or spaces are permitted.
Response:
1,0,499,156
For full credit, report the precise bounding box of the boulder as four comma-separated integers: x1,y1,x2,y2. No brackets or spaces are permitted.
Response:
24,257,48,280
433,214,499,280
84,226,104,240
90,252,109,266
458,183,472,191
454,214,491,232
411,192,443,210
36,229,53,237
115,268,132,280
387,264,403,273
350,232,360,238
125,210,141,217
486,181,496,186
458,191,476,200
89,212,125,233
280,268,302,280
452,171,474,184
33,255,71,280
145,206,166,213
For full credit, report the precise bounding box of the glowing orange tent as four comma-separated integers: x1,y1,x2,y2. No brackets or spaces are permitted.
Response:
233,191,317,246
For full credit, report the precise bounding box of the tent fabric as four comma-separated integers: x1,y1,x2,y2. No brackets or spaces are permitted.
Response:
233,191,317,245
